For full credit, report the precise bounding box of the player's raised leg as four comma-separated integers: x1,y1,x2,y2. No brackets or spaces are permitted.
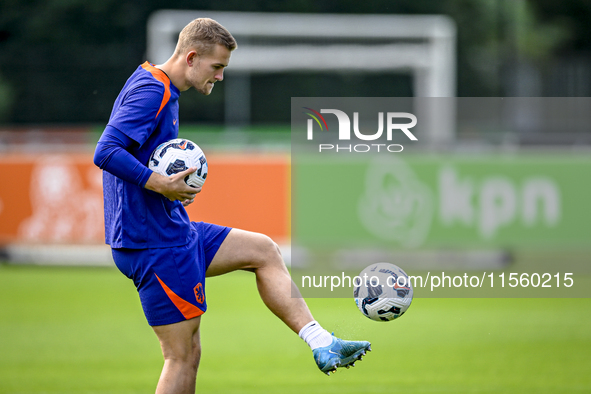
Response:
206,228,371,374
152,316,202,394
206,228,313,333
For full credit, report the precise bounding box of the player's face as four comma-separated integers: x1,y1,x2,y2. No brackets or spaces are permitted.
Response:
188,44,232,95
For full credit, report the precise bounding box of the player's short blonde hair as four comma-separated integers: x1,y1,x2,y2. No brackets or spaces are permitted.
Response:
174,18,237,57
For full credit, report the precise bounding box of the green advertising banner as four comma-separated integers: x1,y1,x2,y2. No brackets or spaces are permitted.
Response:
291,98,590,297
293,153,591,249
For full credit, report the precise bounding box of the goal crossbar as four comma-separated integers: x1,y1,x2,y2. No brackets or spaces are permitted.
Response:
147,10,456,144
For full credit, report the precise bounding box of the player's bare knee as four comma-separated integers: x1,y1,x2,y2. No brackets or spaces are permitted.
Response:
253,233,284,269
191,344,202,371
163,344,201,371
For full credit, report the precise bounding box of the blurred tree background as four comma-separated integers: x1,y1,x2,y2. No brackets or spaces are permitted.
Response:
0,0,589,125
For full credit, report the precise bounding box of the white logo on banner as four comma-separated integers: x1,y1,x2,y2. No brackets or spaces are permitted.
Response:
358,156,434,247
19,156,103,242
358,161,562,247
439,166,561,239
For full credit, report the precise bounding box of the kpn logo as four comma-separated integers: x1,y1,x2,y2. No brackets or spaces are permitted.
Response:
303,107,417,153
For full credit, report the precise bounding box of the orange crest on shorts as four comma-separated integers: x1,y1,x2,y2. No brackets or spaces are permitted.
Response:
194,282,204,304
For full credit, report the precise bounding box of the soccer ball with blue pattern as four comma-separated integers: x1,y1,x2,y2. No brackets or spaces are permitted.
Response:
149,138,208,188
354,262,413,322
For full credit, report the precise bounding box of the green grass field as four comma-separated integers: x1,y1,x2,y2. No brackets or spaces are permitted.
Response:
1,264,590,393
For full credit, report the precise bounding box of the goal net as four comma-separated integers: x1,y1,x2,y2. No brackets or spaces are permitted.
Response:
147,10,457,145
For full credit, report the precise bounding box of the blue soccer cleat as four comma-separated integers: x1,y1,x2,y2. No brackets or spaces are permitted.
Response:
312,334,371,375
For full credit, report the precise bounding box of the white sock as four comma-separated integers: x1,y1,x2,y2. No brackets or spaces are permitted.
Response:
298,320,333,350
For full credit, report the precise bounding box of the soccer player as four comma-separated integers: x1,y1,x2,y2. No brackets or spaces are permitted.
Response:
93,17,370,393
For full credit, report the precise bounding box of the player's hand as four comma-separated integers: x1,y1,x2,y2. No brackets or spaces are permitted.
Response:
182,198,195,207
144,167,202,202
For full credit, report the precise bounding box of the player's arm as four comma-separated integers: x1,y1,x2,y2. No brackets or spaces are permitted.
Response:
144,168,200,205
93,125,199,204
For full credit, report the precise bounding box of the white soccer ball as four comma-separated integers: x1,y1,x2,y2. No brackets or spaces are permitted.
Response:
354,262,413,322
148,138,208,188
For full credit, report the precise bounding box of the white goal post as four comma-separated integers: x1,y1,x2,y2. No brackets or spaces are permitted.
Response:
147,10,457,145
